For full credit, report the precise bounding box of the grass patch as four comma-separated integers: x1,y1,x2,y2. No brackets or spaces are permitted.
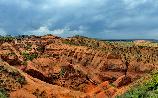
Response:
117,72,158,98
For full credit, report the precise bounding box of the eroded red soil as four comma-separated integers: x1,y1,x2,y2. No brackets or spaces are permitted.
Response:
1,35,157,98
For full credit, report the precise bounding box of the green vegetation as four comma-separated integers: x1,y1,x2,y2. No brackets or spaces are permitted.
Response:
21,61,28,66
0,36,15,42
16,76,26,84
25,44,32,50
37,45,46,53
21,51,38,61
117,72,158,98
0,88,7,98
0,92,7,98
59,68,66,77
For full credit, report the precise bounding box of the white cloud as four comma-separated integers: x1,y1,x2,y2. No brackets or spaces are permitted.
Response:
26,26,84,37
123,0,148,9
57,0,82,7
26,26,53,36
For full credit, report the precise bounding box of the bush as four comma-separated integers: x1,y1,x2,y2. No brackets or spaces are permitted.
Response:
59,68,66,77
37,46,45,53
117,72,158,98
0,88,8,98
16,76,26,85
21,52,38,61
25,44,32,50
21,61,28,66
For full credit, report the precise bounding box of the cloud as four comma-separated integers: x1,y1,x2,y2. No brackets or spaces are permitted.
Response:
26,26,66,36
123,0,148,9
0,0,158,39
26,26,85,37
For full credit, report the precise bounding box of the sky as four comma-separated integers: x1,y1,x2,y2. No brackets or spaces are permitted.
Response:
0,0,158,39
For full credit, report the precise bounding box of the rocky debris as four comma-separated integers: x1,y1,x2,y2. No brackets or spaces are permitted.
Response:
87,81,117,98
25,69,54,84
88,81,110,95
113,75,131,87
1,53,22,66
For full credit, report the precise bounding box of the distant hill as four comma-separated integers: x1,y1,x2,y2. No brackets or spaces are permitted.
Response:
101,39,158,42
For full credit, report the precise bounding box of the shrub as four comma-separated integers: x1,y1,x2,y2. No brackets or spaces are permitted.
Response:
25,44,32,50
21,61,27,66
16,76,26,85
21,52,38,61
0,88,8,98
59,68,66,77
37,46,45,53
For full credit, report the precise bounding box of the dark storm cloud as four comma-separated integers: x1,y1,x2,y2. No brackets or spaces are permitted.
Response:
0,0,158,39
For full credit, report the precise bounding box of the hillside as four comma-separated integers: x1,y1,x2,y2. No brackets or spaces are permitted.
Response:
1,35,158,98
